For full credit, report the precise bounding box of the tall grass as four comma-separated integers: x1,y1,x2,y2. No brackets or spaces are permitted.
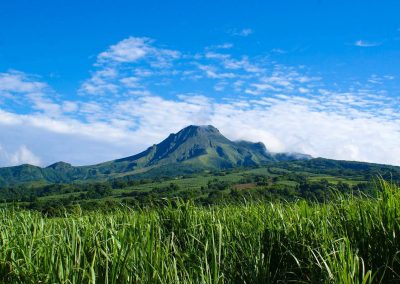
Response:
0,180,400,283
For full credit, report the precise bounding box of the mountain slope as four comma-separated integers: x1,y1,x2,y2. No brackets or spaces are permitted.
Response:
113,125,275,169
0,125,307,186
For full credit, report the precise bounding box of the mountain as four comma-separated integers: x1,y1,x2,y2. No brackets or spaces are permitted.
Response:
0,125,311,186
114,125,277,167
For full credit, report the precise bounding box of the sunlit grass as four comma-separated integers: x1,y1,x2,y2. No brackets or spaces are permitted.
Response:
0,180,400,283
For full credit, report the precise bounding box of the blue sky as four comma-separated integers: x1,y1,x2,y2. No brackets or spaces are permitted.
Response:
0,0,399,166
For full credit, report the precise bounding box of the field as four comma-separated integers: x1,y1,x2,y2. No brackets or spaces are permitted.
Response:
1,180,400,283
1,160,379,214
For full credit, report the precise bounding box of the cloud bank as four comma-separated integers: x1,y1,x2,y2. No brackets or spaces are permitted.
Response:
354,40,381,47
0,37,399,167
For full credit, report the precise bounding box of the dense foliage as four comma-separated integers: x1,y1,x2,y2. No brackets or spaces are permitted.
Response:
0,169,377,214
0,181,399,283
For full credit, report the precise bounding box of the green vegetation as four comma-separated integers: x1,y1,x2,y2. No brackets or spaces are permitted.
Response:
0,125,398,193
0,125,280,187
0,180,399,283
1,126,399,282
0,161,383,214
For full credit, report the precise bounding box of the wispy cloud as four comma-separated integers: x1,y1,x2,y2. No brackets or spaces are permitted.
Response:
0,36,399,167
207,43,234,50
0,71,47,94
354,40,381,47
97,37,180,66
229,28,253,37
0,145,41,166
271,48,287,54
0,88,399,166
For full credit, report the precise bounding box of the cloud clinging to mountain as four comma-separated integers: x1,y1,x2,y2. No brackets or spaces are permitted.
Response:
0,36,399,167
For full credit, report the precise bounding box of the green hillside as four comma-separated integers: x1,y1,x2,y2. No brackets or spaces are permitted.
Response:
0,125,308,187
0,125,399,194
2,181,400,283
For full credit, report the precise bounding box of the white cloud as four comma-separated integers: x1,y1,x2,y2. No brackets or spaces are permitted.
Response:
79,68,119,95
0,36,399,168
208,43,234,49
244,68,320,95
10,145,42,166
0,145,42,166
230,28,253,37
119,77,140,88
271,48,286,54
354,40,381,47
197,64,236,79
98,37,151,63
298,87,309,94
0,71,47,94
205,52,264,74
80,37,181,97
210,98,400,165
80,37,314,103
1,90,400,166
97,36,180,66
0,71,66,119
62,101,79,113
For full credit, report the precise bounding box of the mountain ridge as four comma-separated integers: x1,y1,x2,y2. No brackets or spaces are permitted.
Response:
0,125,314,187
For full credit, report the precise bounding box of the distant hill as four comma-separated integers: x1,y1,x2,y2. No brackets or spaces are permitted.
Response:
3,124,398,187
